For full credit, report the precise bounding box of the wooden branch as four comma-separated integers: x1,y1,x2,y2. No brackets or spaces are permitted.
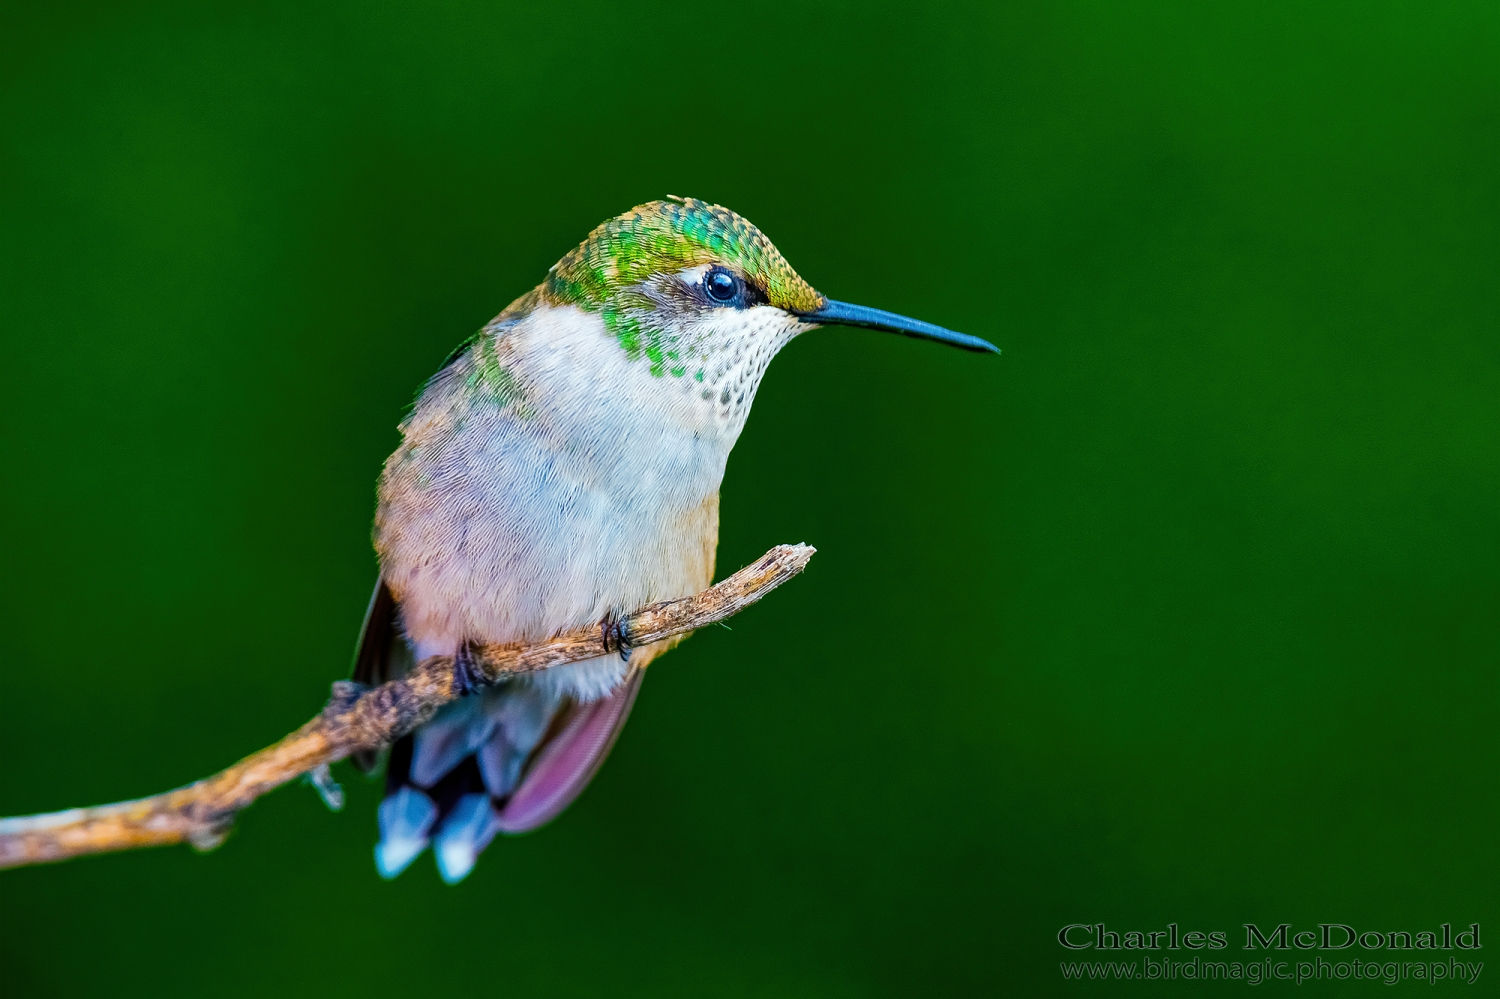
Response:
0,543,815,870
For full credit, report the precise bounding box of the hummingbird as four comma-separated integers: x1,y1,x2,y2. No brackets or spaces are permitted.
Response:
353,197,997,883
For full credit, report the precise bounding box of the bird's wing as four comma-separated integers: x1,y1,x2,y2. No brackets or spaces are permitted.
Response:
352,576,399,687
495,665,644,833
350,576,408,772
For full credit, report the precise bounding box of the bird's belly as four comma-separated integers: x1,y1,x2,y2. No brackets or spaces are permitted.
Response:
375,307,730,701
376,432,720,686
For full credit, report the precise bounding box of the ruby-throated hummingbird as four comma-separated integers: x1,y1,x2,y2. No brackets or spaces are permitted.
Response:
353,197,997,882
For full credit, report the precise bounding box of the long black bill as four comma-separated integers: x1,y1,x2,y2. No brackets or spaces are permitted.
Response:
797,299,999,354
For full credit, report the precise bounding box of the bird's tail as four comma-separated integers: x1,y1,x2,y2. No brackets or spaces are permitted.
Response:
375,670,642,882
351,578,643,883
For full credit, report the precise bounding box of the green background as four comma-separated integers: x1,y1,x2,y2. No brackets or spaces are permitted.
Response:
2,2,1495,995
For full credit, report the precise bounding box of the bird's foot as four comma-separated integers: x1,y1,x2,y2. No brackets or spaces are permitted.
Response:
453,643,488,696
303,763,345,812
600,611,633,663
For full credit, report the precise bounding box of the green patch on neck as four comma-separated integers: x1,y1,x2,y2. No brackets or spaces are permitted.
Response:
601,308,690,379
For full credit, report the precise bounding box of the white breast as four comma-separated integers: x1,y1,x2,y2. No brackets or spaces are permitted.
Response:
374,303,771,700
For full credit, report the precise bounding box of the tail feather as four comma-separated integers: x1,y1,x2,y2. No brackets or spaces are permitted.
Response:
409,695,490,789
433,794,501,884
497,668,643,833
372,664,644,882
375,786,437,879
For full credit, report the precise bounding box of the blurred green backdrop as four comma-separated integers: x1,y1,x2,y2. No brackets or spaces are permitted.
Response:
1,2,1496,996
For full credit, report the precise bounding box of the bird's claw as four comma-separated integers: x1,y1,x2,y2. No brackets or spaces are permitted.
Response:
601,612,633,662
303,763,345,812
453,643,488,696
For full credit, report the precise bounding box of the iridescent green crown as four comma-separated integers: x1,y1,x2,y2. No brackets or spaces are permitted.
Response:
542,197,824,314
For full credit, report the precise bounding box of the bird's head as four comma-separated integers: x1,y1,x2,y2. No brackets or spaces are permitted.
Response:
534,198,997,389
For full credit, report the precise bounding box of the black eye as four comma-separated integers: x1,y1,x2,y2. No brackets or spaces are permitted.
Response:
705,268,740,304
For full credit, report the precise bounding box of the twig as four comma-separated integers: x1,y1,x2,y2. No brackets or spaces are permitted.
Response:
0,543,815,870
